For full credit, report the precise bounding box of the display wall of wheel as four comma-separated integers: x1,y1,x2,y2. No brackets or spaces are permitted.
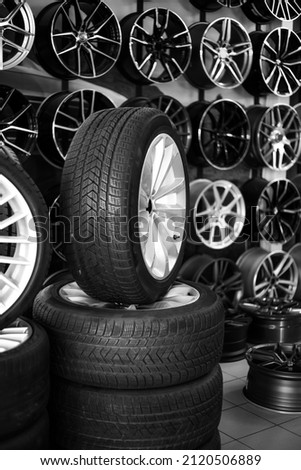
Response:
243,28,301,97
37,89,115,168
33,280,224,389
288,244,301,301
222,311,252,362
178,254,243,308
242,0,301,23
185,18,252,90
189,178,245,249
237,248,298,300
246,104,301,171
35,0,121,79
60,107,188,304
121,95,192,154
187,99,250,169
117,8,192,84
244,343,301,413
0,85,38,162
0,146,51,330
239,297,301,344
0,317,49,440
49,365,223,450
0,0,35,70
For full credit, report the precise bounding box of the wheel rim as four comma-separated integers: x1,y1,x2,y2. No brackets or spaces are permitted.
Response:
218,0,247,5
49,196,66,262
237,248,298,299
239,297,301,317
0,174,38,316
190,179,245,249
246,343,301,373
200,18,252,89
248,104,301,170
37,89,115,164
199,99,250,169
260,28,301,97
0,0,35,70
0,318,31,353
0,85,38,158
138,133,186,280
256,179,301,244
49,0,121,79
127,8,192,83
59,281,200,309
243,0,301,22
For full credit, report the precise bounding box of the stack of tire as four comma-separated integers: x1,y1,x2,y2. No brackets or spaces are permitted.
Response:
33,108,225,450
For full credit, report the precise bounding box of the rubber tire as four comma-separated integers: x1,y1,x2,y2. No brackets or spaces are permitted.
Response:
33,280,225,389
0,412,49,450
60,107,189,305
0,145,51,329
49,365,223,450
0,317,50,440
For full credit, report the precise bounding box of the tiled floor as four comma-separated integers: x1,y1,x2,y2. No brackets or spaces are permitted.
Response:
219,359,301,450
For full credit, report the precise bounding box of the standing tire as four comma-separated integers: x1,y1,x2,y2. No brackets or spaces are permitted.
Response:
49,365,223,450
33,280,225,389
60,107,189,305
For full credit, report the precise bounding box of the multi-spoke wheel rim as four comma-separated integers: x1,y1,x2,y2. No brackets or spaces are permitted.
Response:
222,312,252,362
247,104,301,170
0,0,35,70
0,85,38,159
242,0,301,22
237,248,298,300
198,99,250,169
138,133,186,280
0,174,37,317
36,0,121,79
289,243,301,301
49,196,66,262
189,179,245,249
244,343,301,413
218,0,247,6
37,89,115,166
0,318,31,353
120,8,191,84
239,297,301,316
260,28,301,97
60,281,199,309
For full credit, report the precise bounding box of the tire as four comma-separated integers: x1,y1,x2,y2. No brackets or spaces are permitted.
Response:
0,318,50,440
0,412,49,450
33,280,225,389
0,145,51,329
60,107,189,304
49,365,223,450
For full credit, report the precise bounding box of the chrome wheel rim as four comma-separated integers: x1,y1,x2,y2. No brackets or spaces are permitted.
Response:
199,99,250,169
60,281,199,309
50,0,121,79
128,8,192,83
0,174,37,316
257,179,301,244
190,179,245,249
0,0,35,70
260,28,301,97
200,18,252,89
138,133,186,280
0,318,31,353
0,85,38,158
237,248,298,299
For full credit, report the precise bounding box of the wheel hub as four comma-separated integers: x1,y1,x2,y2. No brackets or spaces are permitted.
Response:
77,31,89,45
218,46,229,60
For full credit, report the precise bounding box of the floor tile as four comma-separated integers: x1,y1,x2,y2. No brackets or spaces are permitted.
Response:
220,432,234,446
222,371,237,383
240,427,301,450
241,403,300,425
220,359,249,379
281,417,301,436
222,440,253,450
219,407,274,439
222,399,236,411
223,378,248,405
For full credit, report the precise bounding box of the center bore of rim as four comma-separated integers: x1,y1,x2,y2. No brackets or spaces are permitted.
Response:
77,31,88,44
146,199,153,214
271,129,284,143
219,47,229,59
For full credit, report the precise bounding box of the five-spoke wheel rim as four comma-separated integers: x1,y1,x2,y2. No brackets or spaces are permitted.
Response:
0,174,37,317
0,0,35,70
138,133,186,280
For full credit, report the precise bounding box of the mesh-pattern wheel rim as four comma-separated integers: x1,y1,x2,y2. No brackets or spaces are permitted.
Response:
189,179,245,249
237,248,298,300
247,104,301,171
0,318,31,353
199,99,250,169
0,85,38,159
48,0,121,79
199,18,252,89
0,0,35,70
124,8,192,84
37,89,115,166
138,133,186,280
0,174,38,317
